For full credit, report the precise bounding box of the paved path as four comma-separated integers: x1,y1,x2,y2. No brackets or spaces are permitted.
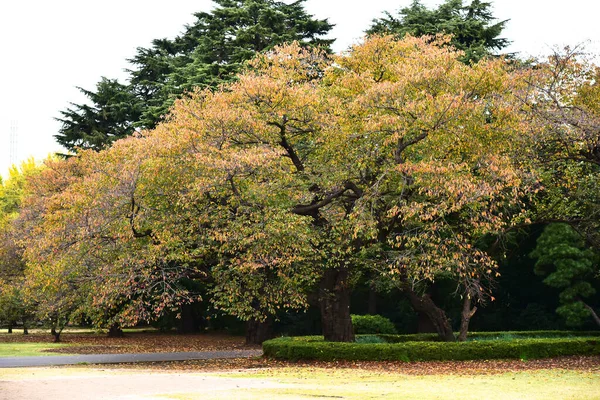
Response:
0,349,262,368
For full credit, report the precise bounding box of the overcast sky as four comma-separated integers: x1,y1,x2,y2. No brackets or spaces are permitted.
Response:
1,0,599,177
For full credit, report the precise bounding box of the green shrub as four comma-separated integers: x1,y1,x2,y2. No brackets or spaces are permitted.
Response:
351,314,397,334
263,333,600,362
467,330,600,340
376,330,600,343
356,335,387,344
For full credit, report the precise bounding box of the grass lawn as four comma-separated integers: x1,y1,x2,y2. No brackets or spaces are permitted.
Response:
201,368,600,400
0,329,598,400
0,342,73,357
0,366,597,399
0,327,159,335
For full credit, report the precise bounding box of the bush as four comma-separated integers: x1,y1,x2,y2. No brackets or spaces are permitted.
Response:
263,332,600,362
351,314,397,334
376,330,600,343
355,335,387,344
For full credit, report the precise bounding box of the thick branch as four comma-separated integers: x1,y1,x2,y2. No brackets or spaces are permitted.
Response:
583,302,600,328
292,181,363,216
458,295,477,342
394,131,428,164
268,118,305,172
129,196,152,239
292,187,347,216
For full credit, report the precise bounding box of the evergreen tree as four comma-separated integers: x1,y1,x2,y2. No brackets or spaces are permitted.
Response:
531,223,600,327
55,78,143,152
368,0,509,63
55,0,333,152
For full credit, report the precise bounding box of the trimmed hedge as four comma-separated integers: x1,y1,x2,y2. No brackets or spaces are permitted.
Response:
378,330,600,343
263,332,600,362
351,314,397,334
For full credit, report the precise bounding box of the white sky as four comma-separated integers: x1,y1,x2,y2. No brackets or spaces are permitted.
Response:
1,0,599,178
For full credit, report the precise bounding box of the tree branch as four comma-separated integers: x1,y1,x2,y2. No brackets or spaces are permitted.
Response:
268,117,305,172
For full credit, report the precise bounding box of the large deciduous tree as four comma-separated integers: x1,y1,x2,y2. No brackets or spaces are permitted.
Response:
159,36,535,341
522,47,600,237
30,35,540,344
520,47,600,328
0,159,45,335
319,35,536,341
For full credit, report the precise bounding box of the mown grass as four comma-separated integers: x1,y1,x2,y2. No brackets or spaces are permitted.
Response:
0,364,597,399
193,368,599,400
0,342,73,357
0,326,159,336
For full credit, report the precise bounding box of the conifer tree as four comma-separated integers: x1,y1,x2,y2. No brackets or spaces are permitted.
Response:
368,0,509,63
55,0,333,152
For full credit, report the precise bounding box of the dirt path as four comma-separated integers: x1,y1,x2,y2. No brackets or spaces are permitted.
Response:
0,369,292,400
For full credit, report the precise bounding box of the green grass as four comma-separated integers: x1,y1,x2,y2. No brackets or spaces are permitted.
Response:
0,366,597,399
0,326,159,336
0,342,73,357
164,368,600,400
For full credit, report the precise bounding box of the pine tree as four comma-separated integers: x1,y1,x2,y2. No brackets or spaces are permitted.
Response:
55,0,333,152
368,0,509,63
531,223,600,327
55,78,143,152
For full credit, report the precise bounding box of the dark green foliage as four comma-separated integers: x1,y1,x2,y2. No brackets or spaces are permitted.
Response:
469,226,564,332
0,286,26,328
355,335,387,344
378,330,600,343
352,314,397,334
56,0,333,152
531,223,599,326
129,0,334,128
368,0,509,63
55,78,143,152
263,332,600,361
274,307,322,336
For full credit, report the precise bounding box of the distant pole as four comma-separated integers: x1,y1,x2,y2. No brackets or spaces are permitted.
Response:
9,120,18,166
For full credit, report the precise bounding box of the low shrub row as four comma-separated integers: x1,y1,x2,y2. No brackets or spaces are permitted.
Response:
377,330,600,343
351,315,397,335
263,334,600,362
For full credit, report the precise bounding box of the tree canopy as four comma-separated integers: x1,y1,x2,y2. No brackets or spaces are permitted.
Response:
368,0,509,63
19,35,555,343
4,4,600,343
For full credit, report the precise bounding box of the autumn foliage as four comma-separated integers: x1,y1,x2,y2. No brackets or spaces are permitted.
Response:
1,35,599,343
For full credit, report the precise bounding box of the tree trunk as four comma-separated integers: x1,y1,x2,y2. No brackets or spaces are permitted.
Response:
50,326,57,336
107,324,124,338
583,302,600,328
53,330,62,343
417,313,437,333
7,322,13,334
458,296,477,342
245,318,272,345
23,321,29,335
405,287,455,342
319,267,354,342
177,303,200,334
